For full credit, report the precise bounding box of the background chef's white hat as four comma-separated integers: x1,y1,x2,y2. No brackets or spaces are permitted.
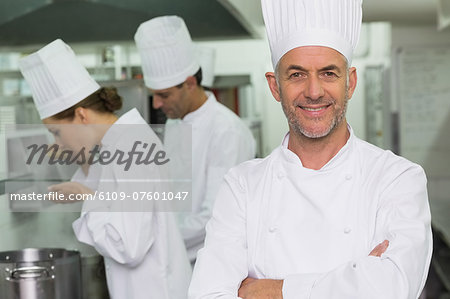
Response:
134,16,200,90
261,0,363,68
19,39,100,119
196,46,216,88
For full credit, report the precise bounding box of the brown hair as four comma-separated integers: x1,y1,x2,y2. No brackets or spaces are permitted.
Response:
176,67,203,89
52,87,123,120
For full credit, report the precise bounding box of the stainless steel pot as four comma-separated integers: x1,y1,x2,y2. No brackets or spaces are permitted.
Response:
0,248,82,299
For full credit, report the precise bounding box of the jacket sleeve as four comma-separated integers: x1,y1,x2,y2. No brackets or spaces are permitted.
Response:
282,164,433,299
188,170,249,299
73,211,155,268
72,162,159,268
179,126,255,252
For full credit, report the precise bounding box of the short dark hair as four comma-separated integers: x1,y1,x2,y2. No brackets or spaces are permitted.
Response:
176,67,203,88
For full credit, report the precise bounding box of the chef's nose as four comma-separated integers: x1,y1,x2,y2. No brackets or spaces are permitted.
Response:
304,76,325,100
153,95,163,109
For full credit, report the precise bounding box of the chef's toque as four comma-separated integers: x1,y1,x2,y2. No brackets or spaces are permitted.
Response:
196,46,216,88
19,39,100,119
261,0,363,68
134,16,200,90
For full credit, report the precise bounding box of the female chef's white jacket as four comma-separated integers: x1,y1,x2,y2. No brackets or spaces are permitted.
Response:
73,108,191,299
189,126,432,299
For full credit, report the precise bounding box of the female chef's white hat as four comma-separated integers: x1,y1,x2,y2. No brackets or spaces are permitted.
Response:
196,46,216,88
134,16,200,90
18,39,100,119
261,0,363,68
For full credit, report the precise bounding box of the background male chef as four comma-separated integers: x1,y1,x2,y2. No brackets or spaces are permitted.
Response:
134,16,256,264
188,0,432,298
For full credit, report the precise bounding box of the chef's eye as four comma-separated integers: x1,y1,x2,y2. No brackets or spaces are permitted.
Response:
324,71,341,78
155,93,169,99
289,72,303,79
321,71,340,81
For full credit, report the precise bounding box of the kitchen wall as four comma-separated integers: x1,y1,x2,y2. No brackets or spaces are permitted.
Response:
390,24,450,113
390,24,450,203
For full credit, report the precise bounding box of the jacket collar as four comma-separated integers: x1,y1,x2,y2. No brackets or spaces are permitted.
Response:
182,91,217,124
280,124,355,171
101,108,145,147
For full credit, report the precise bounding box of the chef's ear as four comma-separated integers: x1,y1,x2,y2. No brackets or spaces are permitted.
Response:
266,72,281,102
74,107,89,124
346,67,357,100
184,75,197,90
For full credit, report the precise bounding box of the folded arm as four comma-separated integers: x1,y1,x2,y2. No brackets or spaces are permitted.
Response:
238,240,390,299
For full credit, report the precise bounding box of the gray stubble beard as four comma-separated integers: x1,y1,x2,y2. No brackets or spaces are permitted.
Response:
280,88,349,139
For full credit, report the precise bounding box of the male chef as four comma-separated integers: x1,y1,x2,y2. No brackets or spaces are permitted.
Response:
188,0,432,298
134,16,256,263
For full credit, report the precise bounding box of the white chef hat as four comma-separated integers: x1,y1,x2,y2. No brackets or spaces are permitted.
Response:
261,0,363,68
134,16,200,90
18,39,100,120
196,46,216,88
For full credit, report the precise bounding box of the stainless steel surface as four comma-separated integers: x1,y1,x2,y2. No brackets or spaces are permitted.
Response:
0,248,81,299
10,266,50,279
7,266,54,299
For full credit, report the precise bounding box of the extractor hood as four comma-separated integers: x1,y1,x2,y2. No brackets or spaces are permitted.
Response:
0,0,252,46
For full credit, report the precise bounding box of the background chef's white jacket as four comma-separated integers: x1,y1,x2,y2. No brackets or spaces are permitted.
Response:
72,108,192,299
189,126,432,299
165,92,256,262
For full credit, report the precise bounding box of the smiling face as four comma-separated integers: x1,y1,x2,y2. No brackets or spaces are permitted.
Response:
267,46,357,140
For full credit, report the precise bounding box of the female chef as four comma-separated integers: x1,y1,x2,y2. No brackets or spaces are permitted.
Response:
19,39,191,299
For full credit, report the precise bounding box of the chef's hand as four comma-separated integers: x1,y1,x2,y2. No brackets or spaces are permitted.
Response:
238,277,283,299
47,182,93,203
369,240,389,257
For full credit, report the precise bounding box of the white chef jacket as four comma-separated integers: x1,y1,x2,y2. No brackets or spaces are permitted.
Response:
71,161,101,190
165,92,256,261
189,126,432,299
72,108,192,299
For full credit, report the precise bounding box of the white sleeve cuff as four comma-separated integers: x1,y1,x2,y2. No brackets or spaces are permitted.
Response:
282,273,321,299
